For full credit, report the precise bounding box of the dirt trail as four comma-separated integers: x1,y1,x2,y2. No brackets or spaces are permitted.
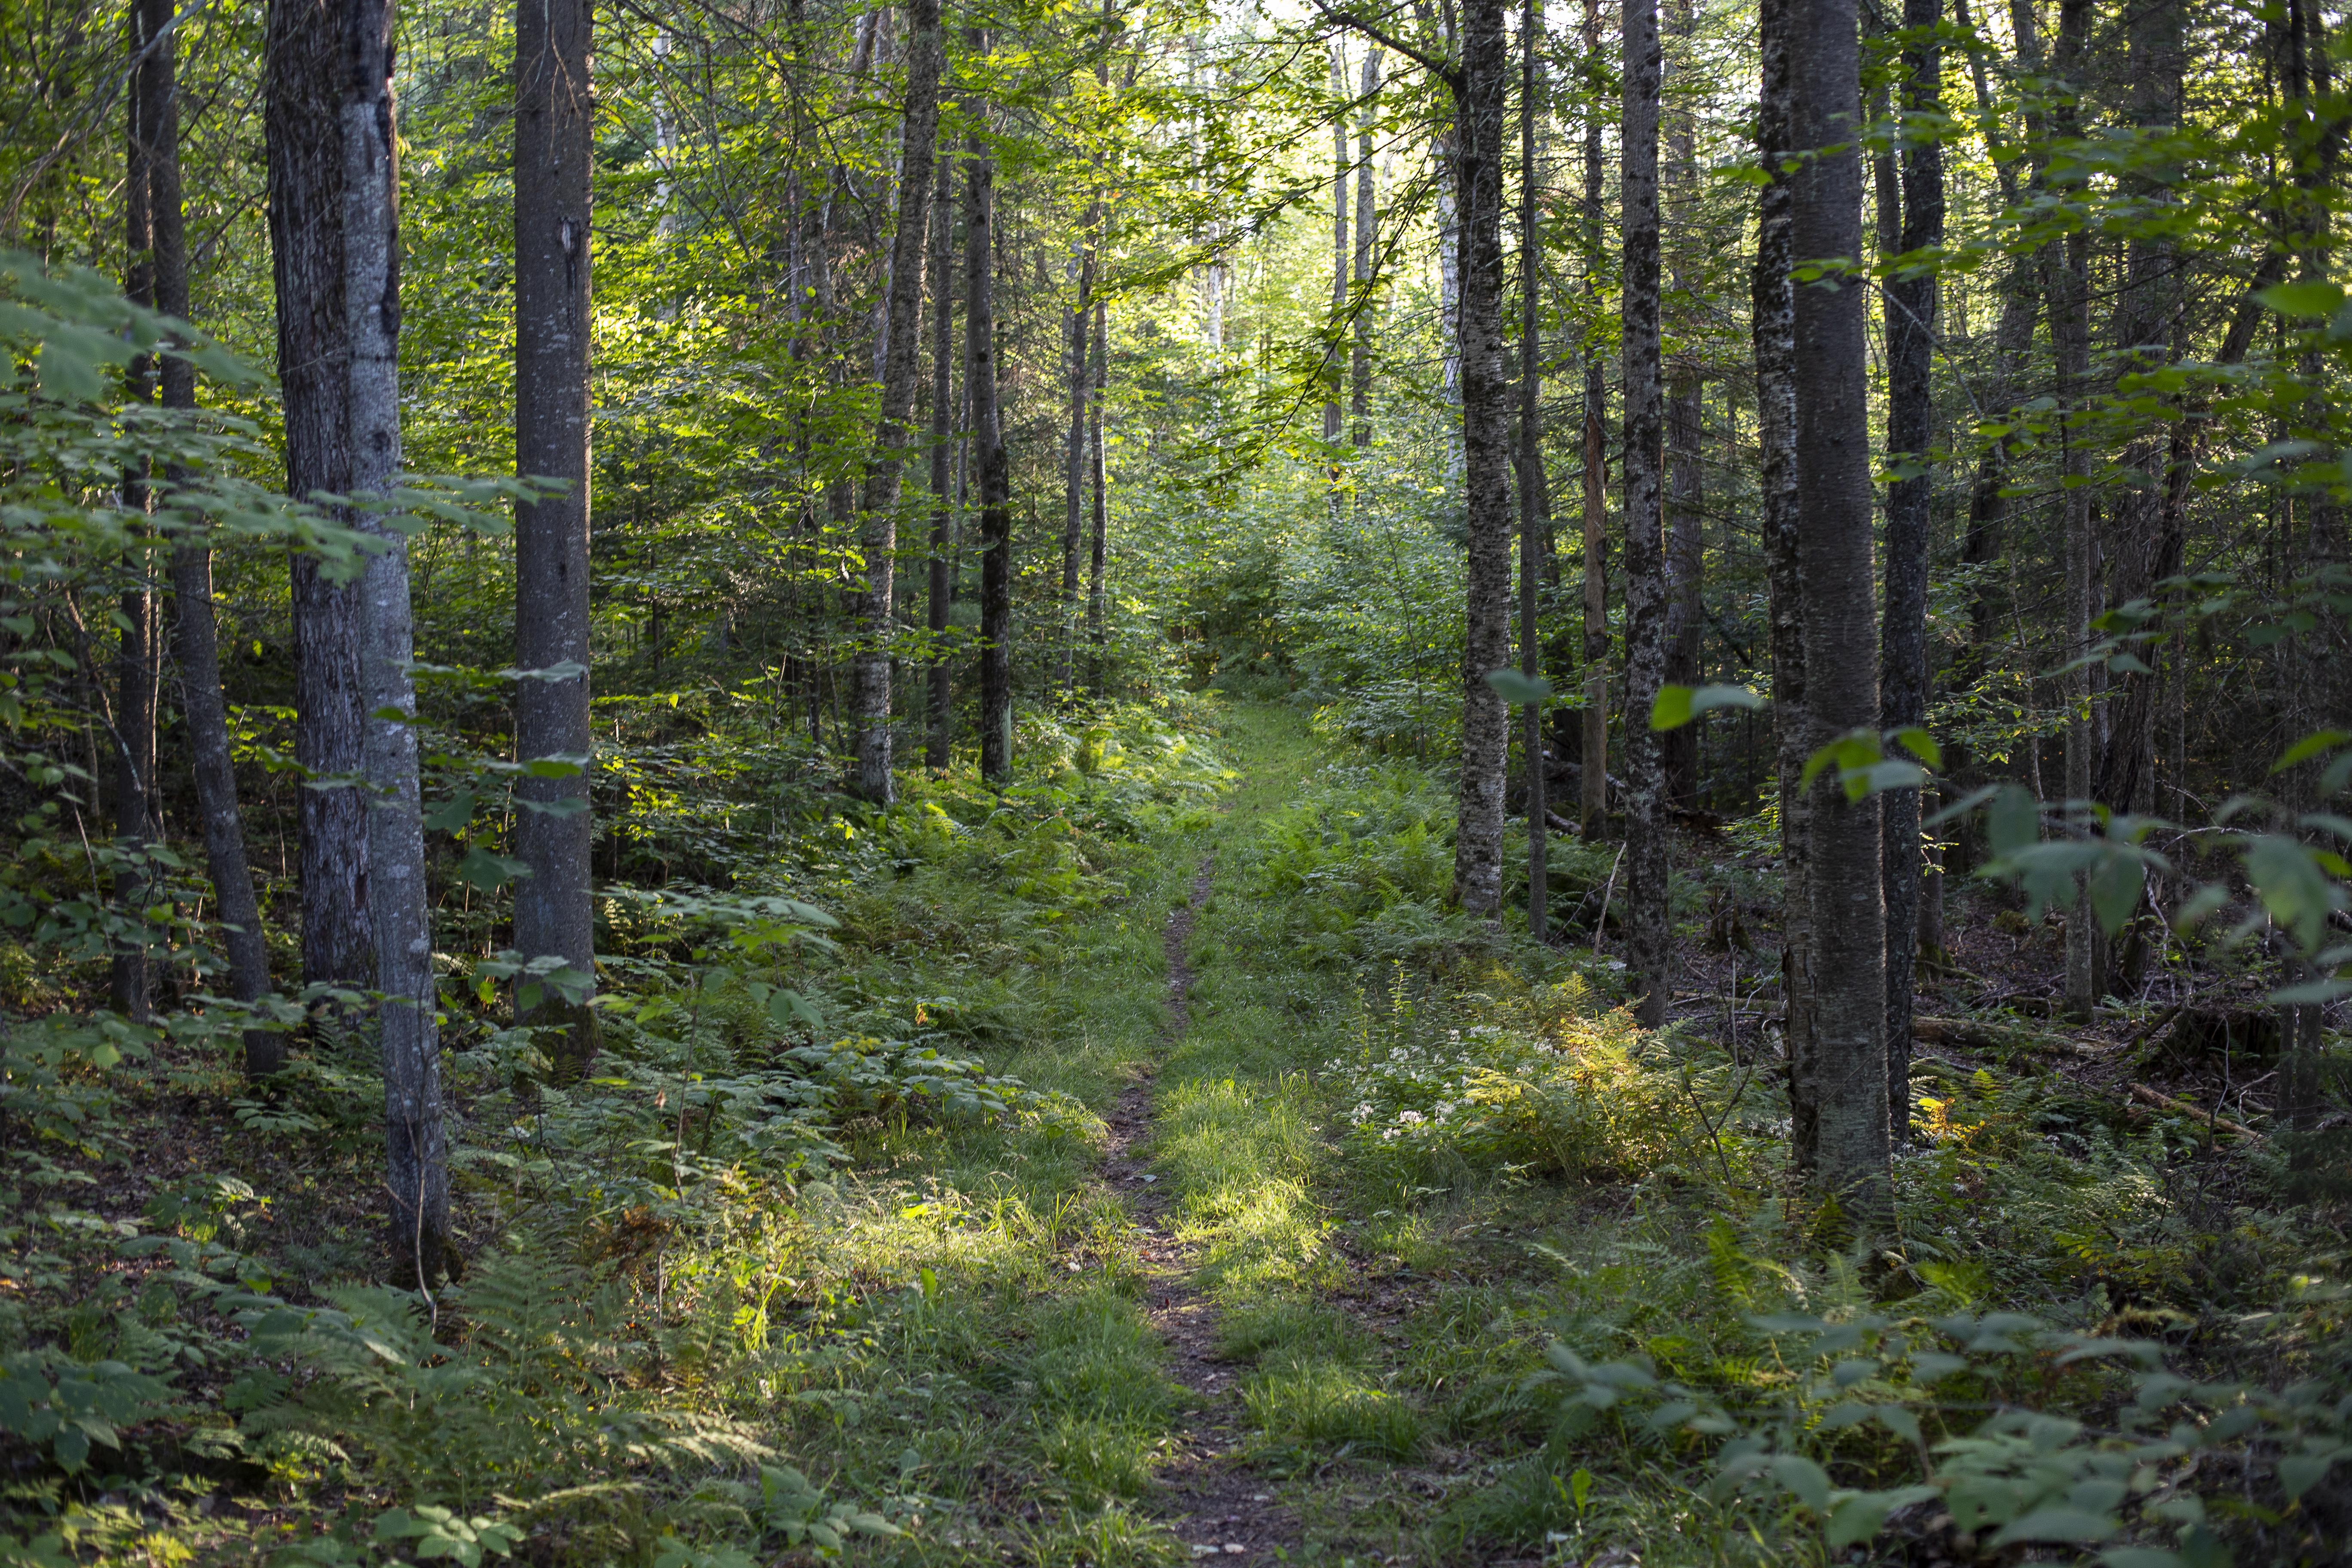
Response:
1099,857,1296,1561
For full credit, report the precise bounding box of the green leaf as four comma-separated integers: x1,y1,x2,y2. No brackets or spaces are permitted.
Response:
2244,834,2339,950
423,793,480,833
2089,850,2147,935
1652,683,1765,730
2275,730,2352,773
2279,1451,2342,1500
1890,727,1942,769
767,989,824,1032
1988,785,2040,858
1485,668,1554,705
2258,280,2348,318
1989,1506,2118,1546
1825,1485,1937,1549
1768,1454,1831,1512
457,848,533,891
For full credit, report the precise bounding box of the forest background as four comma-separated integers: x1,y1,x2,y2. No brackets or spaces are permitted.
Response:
4,0,2352,1563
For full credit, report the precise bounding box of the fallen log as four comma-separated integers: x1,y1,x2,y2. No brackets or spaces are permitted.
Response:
2127,1082,2266,1145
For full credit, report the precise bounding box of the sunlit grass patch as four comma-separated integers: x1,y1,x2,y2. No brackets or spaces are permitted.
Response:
1150,1073,1328,1300
1241,1354,1421,1461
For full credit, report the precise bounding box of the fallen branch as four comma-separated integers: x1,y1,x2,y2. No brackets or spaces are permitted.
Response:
2128,1082,2266,1145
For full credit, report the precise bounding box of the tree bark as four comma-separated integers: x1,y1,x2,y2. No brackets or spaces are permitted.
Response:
1453,0,1513,919
1755,0,1813,1167
1060,229,1095,692
855,0,946,801
514,0,597,1075
1660,0,1703,817
1579,0,1608,834
966,33,1013,784
1880,0,1942,1140
1520,0,1547,940
267,0,371,995
1790,0,1890,1222
2052,0,2097,1020
1327,40,1349,459
1353,48,1383,447
343,0,450,1285
1087,297,1110,675
1620,0,1672,1022
926,117,958,769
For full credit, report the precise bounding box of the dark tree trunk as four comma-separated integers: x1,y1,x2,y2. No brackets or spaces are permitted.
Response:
1087,297,1109,674
1579,0,1608,834
147,0,275,1070
1353,48,1382,446
1454,0,1513,918
514,0,597,1074
966,34,1013,784
1060,233,1094,693
1519,0,1547,940
855,0,945,801
1620,0,1672,1021
1755,0,1813,1165
267,0,371,994
2052,0,2097,1019
1880,0,1942,1140
926,122,958,770
1660,0,1703,816
342,0,450,1285
1789,0,1890,1220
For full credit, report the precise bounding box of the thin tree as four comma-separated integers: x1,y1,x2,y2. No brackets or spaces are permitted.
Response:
1352,47,1382,447
1519,0,1548,940
1880,0,1942,1139
1788,0,1890,1220
514,0,597,1072
2051,0,2097,1019
854,0,946,802
966,31,1013,784
1086,295,1109,673
1620,0,1671,1023
344,0,450,1283
1579,0,1608,835
266,0,371,997
926,108,958,769
1326,40,1349,472
1660,0,1703,815
149,0,274,1072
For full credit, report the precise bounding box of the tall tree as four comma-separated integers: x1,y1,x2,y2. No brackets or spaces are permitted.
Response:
266,0,371,995
1660,0,1704,815
1352,47,1382,447
1880,0,1942,1137
1788,0,1890,1219
1754,0,1814,1163
1086,297,1110,669
2052,0,2098,1019
966,32,1013,784
1452,0,1513,917
343,0,450,1283
114,0,168,1022
1579,0,1609,835
854,0,946,801
149,0,274,1071
1326,40,1350,473
926,113,958,769
514,0,597,1071
1620,0,1671,1023
1519,0,1548,940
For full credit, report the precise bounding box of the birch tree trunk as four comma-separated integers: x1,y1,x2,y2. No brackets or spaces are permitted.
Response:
1326,41,1350,477
266,0,371,995
1520,0,1547,940
1880,0,1942,1139
1452,0,1514,918
1790,0,1890,1222
1620,0,1673,1023
514,0,598,1074
343,0,450,1285
854,0,946,802
926,121,958,769
1352,48,1382,447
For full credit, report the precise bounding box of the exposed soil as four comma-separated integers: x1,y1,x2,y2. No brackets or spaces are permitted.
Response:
1097,857,1299,1562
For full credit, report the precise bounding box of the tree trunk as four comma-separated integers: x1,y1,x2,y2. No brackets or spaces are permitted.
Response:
1520,0,1547,940
343,0,450,1286
1087,297,1110,675
514,0,598,1075
1660,0,1703,817
1620,0,1672,1022
1790,0,1890,1223
966,33,1013,784
148,0,275,1071
2052,0,2097,1020
1060,227,1095,692
1353,48,1383,447
1579,0,1608,834
1881,0,1942,1140
1453,0,1513,919
114,0,169,1023
1755,0,1813,1167
854,0,946,802
926,120,958,769
267,0,371,995
1327,40,1349,460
